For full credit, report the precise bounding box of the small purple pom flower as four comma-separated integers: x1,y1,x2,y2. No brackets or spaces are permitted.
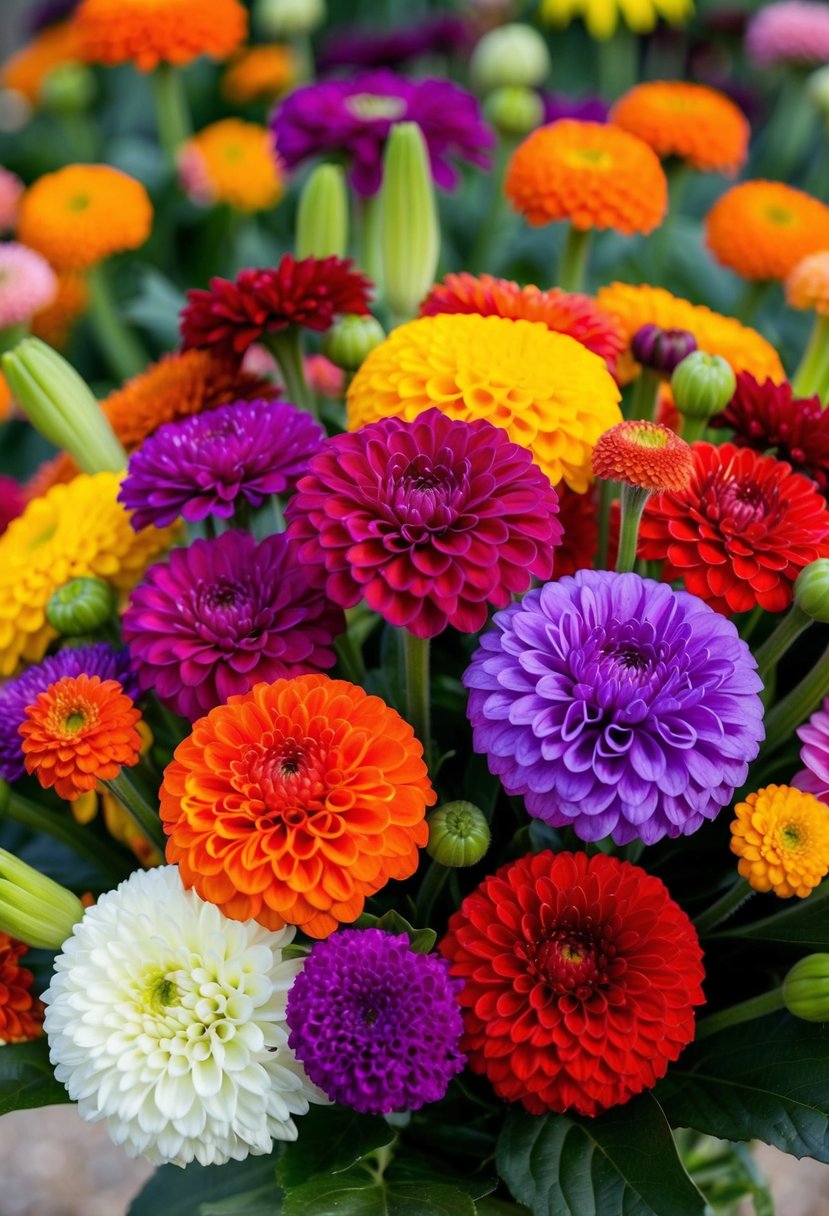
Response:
0,644,136,781
122,530,344,721
464,570,765,846
793,697,829,802
541,92,610,125
118,399,324,531
271,70,494,197
286,929,465,1115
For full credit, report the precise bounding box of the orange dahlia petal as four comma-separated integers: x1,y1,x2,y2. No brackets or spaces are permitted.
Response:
74,0,247,71
706,181,829,282
611,81,749,175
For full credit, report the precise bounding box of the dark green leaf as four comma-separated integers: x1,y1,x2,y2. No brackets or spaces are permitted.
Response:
278,1106,395,1189
350,910,436,954
657,1010,829,1161
0,1038,70,1114
200,1187,283,1216
476,1201,532,1216
128,1155,281,1216
389,1149,496,1200
282,1168,475,1216
715,880,829,949
496,1094,708,1216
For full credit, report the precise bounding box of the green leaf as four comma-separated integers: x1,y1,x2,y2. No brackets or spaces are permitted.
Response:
128,1155,281,1216
657,1010,829,1161
350,910,436,954
476,1201,532,1216
389,1149,496,1200
496,1094,708,1216
278,1106,395,1189
282,1168,475,1216
715,880,829,949
0,1038,70,1114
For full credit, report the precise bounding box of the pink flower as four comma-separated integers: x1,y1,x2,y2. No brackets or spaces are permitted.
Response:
0,243,57,327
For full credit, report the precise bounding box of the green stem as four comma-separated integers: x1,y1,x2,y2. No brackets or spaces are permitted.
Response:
736,280,768,326
792,314,829,400
335,632,366,684
557,224,591,293
357,194,383,294
760,641,829,760
414,857,450,924
754,603,812,687
403,630,431,763
695,988,785,1041
4,791,130,879
680,414,712,444
739,604,764,643
86,262,147,380
596,478,615,570
103,770,167,855
615,483,650,574
0,322,29,355
693,878,755,935
596,27,638,100
470,137,515,274
150,63,192,162
264,328,318,421
626,369,661,421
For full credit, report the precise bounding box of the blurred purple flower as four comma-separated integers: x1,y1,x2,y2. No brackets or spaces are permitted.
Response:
318,16,471,73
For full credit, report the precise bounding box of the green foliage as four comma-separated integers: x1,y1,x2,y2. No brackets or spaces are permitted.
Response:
128,1156,282,1216
278,1106,395,1189
715,880,829,950
282,1171,476,1216
0,1039,70,1115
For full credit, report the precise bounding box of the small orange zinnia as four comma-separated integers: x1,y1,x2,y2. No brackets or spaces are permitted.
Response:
592,420,693,491
611,81,749,176
221,44,296,105
786,251,829,315
160,675,435,939
0,933,43,1044
31,270,88,349
505,120,668,235
74,0,247,71
731,784,829,899
705,181,829,282
0,22,85,106
179,119,282,213
18,164,152,273
20,674,142,802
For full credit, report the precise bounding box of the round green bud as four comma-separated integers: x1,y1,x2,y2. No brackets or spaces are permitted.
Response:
483,86,543,138
793,560,829,623
427,802,491,868
783,954,829,1022
41,62,96,116
46,577,116,636
808,66,829,119
323,313,386,372
670,351,736,421
470,23,551,93
256,0,326,37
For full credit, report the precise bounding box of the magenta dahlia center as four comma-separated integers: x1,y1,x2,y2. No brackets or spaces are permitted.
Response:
530,929,610,997
703,473,777,530
387,454,468,540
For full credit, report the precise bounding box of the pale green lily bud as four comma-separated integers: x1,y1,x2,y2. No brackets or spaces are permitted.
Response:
379,122,440,324
256,0,326,37
0,849,84,950
47,577,117,636
41,62,96,116
484,86,544,138
794,560,829,624
671,351,736,421
783,954,829,1022
470,23,551,93
2,337,126,473
296,164,348,260
323,313,386,372
427,802,491,867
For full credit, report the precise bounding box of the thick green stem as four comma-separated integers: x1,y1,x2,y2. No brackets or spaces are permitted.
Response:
264,328,318,421
760,641,829,760
615,483,650,574
470,137,515,274
792,314,829,401
403,630,431,763
414,857,450,924
150,63,192,162
4,790,130,879
557,225,591,293
103,770,166,855
693,878,755,935
596,477,615,570
335,632,366,684
736,280,768,326
596,27,638,100
626,370,661,422
680,414,712,444
695,988,785,1041
754,603,812,687
86,262,147,380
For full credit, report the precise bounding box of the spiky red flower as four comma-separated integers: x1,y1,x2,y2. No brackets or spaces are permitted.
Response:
180,255,373,358
712,373,829,494
553,484,599,577
420,272,623,372
0,933,43,1043
592,420,693,491
439,850,704,1117
639,443,829,615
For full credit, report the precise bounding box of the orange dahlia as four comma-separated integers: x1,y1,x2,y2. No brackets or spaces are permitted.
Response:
705,181,829,282
179,119,282,213
18,165,152,273
160,675,435,939
786,251,829,315
74,0,247,71
505,120,668,235
31,270,88,349
595,282,785,385
221,44,296,105
1,22,85,106
611,82,749,175
20,674,142,802
0,933,43,1044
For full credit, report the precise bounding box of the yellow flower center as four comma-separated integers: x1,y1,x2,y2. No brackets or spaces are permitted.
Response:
764,205,796,228
67,193,90,212
564,147,614,170
629,424,669,449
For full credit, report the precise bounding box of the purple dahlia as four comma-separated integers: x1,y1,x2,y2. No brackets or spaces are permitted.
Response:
793,698,829,802
541,92,610,125
0,644,136,782
118,399,324,530
271,70,494,196
286,929,465,1115
318,15,471,72
122,530,344,721
464,570,765,846
286,407,564,639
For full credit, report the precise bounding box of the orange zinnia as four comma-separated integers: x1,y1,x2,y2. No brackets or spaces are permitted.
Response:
20,675,142,802
0,933,43,1044
1,22,85,106
160,675,435,939
705,181,829,282
74,0,247,71
611,81,749,176
505,120,667,235
221,44,296,105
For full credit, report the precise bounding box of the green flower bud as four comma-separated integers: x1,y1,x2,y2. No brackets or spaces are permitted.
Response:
0,848,84,950
483,86,543,138
47,577,117,636
323,313,386,372
296,164,349,260
671,351,736,421
783,954,829,1022
379,122,440,325
427,802,491,867
808,66,829,120
41,62,96,116
470,23,551,93
793,560,829,624
2,338,126,474
256,0,326,37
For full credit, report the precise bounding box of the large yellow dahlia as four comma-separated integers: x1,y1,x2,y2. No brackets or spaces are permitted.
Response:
346,314,622,493
0,473,173,675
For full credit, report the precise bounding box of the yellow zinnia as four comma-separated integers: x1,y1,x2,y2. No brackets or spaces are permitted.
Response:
346,314,622,493
540,0,693,40
0,473,173,676
730,784,829,899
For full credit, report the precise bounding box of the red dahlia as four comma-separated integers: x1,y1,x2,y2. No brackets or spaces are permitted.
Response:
180,254,373,358
553,484,599,577
712,373,829,494
639,443,829,615
439,850,704,1117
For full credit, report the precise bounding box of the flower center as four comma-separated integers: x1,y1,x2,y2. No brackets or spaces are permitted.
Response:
565,147,613,170
345,93,408,122
530,929,609,998
64,711,86,733
627,424,670,449
706,474,775,530
241,735,330,825
67,193,90,212
781,822,805,850
387,453,467,541
764,204,795,227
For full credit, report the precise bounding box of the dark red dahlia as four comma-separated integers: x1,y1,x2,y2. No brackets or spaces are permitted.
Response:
552,484,599,577
712,373,829,494
180,255,373,358
285,407,563,638
439,850,704,1117
639,442,829,615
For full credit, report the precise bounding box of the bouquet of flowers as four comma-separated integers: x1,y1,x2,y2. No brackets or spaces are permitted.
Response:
2,0,829,1212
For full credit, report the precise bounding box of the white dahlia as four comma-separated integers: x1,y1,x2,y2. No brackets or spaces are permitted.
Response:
43,865,326,1167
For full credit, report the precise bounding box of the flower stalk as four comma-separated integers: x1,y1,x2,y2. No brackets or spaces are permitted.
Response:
264,328,318,421
403,630,431,766
103,769,167,854
615,483,650,573
792,313,829,401
692,877,755,935
150,62,193,162
87,261,147,380
760,641,829,759
557,224,591,293
695,988,785,1040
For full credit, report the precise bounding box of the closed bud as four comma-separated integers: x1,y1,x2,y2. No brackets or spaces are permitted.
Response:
47,577,116,636
427,801,491,867
41,63,96,116
323,313,386,372
783,954,829,1022
470,23,551,93
2,338,126,473
256,0,326,37
793,560,829,624
0,848,84,950
484,86,543,138
379,122,440,324
671,351,736,421
632,324,697,376
296,164,348,260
